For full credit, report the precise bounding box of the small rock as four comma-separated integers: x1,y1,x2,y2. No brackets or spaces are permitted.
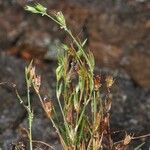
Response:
125,50,150,89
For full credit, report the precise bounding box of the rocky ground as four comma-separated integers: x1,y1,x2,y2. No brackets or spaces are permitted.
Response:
0,0,150,149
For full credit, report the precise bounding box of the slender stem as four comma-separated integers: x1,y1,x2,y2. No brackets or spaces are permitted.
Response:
114,133,150,145
35,90,67,149
45,13,62,26
26,73,33,150
93,91,97,124
56,83,70,137
32,140,55,149
75,98,90,132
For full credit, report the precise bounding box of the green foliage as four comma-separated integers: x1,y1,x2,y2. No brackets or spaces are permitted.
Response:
25,3,47,16
23,3,134,150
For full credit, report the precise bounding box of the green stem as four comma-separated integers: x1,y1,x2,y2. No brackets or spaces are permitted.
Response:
26,74,33,150
45,13,93,73
93,91,97,124
45,13,62,27
75,98,90,133
56,83,71,142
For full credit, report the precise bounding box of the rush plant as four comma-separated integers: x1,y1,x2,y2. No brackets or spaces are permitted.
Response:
23,3,132,150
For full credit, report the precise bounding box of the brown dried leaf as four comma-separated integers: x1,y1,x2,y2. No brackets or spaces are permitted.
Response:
43,100,53,118
66,106,73,123
94,75,101,91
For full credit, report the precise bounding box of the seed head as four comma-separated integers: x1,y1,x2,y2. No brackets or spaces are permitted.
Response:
105,75,114,88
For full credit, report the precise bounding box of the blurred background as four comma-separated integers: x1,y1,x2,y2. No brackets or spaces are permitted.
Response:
0,0,149,149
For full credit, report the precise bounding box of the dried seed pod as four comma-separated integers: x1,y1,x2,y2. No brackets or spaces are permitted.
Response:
43,100,53,118
123,135,132,145
94,75,101,91
34,75,41,93
105,75,114,88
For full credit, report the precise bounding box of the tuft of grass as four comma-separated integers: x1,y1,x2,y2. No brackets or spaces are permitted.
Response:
15,3,135,150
